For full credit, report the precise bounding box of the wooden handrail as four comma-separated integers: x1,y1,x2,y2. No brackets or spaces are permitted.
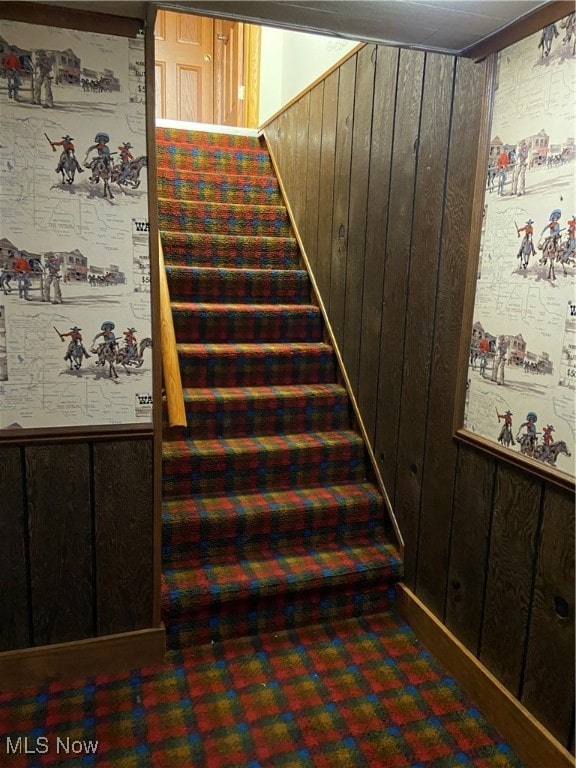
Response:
158,233,186,427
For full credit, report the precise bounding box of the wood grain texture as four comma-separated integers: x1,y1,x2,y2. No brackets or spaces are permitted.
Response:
303,83,324,276
415,56,486,615
0,446,30,651
357,45,399,448
445,445,495,654
374,47,424,501
393,52,455,589
480,464,542,695
94,440,154,636
342,45,376,397
521,486,575,746
315,70,339,311
26,443,93,646
292,93,311,235
159,234,186,427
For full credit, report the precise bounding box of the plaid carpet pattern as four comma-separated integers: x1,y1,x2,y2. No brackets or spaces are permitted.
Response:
0,613,524,767
157,126,404,650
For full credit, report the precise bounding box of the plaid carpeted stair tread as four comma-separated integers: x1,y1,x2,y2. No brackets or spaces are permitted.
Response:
162,430,366,497
176,342,336,387
156,142,274,176
162,539,402,614
162,481,389,562
158,199,292,237
161,231,300,269
157,168,283,205
157,126,262,148
165,266,311,304
179,383,350,438
171,302,324,343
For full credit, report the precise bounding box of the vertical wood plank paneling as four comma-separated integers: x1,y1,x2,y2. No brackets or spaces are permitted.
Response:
27,444,93,646
374,48,424,500
0,446,30,651
342,45,376,396
304,83,324,275
521,487,575,744
393,53,455,588
329,55,356,346
445,445,495,653
415,57,486,615
292,93,311,237
357,45,399,447
94,440,154,636
480,464,542,695
316,70,339,310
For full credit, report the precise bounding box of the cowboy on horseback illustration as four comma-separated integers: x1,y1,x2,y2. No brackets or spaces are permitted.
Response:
516,219,535,268
516,412,539,455
58,326,91,361
49,134,84,178
496,409,515,447
120,326,138,364
85,132,112,172
116,142,134,183
92,320,117,357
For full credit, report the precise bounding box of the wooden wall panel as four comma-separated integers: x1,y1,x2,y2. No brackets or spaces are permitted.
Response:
445,445,495,654
0,446,30,651
521,487,575,744
303,84,324,275
480,464,542,695
316,70,339,310
393,52,454,588
342,45,375,395
27,443,93,645
329,55,356,344
357,45,398,447
94,440,154,636
414,57,486,615
374,48,424,501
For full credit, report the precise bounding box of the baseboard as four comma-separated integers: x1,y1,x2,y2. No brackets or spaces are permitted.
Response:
0,626,166,689
396,584,573,768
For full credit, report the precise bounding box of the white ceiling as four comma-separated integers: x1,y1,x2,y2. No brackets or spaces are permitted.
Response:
30,0,552,55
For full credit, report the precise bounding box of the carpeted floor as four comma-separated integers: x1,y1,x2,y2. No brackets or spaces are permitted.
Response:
0,612,524,768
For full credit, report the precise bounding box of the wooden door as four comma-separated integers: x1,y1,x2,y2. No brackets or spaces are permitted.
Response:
214,19,245,127
154,10,214,123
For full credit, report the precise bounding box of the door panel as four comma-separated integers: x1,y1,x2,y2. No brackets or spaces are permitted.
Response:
215,19,244,127
154,10,214,123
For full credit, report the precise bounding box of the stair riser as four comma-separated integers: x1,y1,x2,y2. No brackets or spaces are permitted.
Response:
178,392,350,439
162,233,300,270
156,144,274,176
166,268,311,305
163,584,398,649
178,349,336,387
156,128,262,150
157,173,283,206
172,306,323,344
158,207,291,238
163,442,366,497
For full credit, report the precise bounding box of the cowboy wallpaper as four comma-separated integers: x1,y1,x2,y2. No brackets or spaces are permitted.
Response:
464,14,576,477
0,19,152,430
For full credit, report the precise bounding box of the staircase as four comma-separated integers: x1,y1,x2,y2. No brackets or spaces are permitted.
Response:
157,127,402,650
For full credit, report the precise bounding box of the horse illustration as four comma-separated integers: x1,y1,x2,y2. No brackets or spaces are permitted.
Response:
517,236,535,269
533,440,571,466
538,235,560,280
118,337,152,371
65,342,85,371
517,432,539,457
86,155,115,199
115,156,147,189
539,23,559,57
92,341,119,378
58,151,78,185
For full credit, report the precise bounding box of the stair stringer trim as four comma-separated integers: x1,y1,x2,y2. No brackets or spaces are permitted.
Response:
260,129,404,557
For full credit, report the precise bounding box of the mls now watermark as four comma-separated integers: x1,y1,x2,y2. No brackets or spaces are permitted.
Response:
6,736,99,755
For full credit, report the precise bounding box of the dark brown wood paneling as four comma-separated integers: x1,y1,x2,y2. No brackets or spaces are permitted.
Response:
342,45,375,396
415,56,486,615
374,48,424,500
329,55,356,344
480,464,542,695
292,93,311,237
27,443,93,645
521,487,575,745
393,52,455,588
94,440,153,636
303,83,324,275
357,45,399,447
445,445,495,654
0,446,30,651
316,69,339,311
